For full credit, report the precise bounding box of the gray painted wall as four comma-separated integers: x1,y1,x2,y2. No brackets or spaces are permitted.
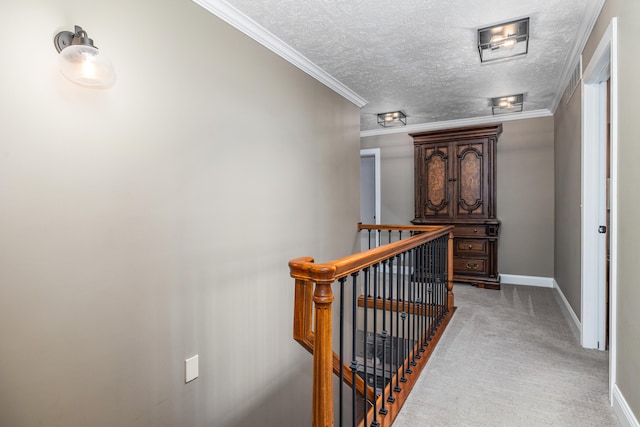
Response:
554,0,640,418
554,87,582,319
0,1,361,426
497,118,555,278
617,0,640,414
360,133,414,225
360,117,555,278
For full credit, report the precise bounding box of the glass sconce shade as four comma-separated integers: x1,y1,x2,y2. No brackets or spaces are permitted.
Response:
54,26,116,89
59,44,116,88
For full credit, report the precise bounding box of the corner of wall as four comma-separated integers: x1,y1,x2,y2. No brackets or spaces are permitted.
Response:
553,279,581,338
613,385,640,427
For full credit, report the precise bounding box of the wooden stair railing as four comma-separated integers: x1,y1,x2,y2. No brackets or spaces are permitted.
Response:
290,224,456,427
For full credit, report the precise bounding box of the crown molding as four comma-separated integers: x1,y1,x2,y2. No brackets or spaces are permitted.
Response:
192,0,368,108
549,0,607,113
360,109,553,138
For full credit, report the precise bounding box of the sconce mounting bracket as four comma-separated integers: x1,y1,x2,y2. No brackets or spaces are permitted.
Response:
54,31,75,53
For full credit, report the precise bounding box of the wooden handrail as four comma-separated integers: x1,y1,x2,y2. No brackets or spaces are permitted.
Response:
290,226,454,284
290,225,455,427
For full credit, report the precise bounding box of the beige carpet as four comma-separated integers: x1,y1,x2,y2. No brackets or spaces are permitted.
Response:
392,283,619,427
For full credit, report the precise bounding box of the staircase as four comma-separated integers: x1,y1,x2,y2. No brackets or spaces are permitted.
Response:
289,224,457,426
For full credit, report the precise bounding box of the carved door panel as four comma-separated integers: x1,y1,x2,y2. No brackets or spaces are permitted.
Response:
419,143,453,217
455,141,488,218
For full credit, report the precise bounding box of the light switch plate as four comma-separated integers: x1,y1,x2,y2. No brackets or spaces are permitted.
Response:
185,355,199,383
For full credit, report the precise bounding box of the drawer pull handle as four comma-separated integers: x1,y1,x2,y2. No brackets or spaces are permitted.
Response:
473,229,478,233
468,244,473,249
466,262,479,270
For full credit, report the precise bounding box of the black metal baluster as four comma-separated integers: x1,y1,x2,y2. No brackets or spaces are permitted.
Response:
415,243,422,353
438,235,445,322
435,237,441,325
396,251,405,388
350,272,359,427
422,241,435,347
405,247,414,375
367,229,372,250
379,258,389,415
432,238,438,327
376,261,382,300
419,242,427,353
371,263,380,427
428,241,432,334
427,241,440,341
441,235,446,319
410,246,417,369
444,235,448,313
413,245,425,366
419,242,425,348
388,254,397,402
400,248,409,382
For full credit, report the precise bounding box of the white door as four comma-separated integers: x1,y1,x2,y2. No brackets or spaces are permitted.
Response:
581,18,618,400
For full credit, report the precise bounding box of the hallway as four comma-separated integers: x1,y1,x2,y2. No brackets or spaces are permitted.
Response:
393,283,618,426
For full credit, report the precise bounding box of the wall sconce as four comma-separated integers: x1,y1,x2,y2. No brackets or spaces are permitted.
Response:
54,25,116,88
478,18,529,63
490,94,524,115
377,111,407,127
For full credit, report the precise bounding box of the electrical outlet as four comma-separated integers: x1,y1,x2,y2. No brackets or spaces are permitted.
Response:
185,355,199,383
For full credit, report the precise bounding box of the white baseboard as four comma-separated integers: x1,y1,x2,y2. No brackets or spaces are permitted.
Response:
503,278,640,427
613,384,640,427
499,275,582,335
553,279,582,335
500,274,555,288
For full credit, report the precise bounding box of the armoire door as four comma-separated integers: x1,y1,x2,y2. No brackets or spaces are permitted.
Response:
416,142,453,218
454,140,490,218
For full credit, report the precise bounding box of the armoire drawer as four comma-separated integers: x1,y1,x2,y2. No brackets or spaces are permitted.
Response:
453,257,488,276
454,225,490,237
455,239,488,256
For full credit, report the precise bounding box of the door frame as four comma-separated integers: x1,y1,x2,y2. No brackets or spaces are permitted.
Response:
360,148,381,243
360,148,381,226
581,18,617,399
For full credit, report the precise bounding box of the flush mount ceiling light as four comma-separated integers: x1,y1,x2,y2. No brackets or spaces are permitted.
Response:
54,25,116,88
490,94,524,115
478,18,529,63
377,111,407,127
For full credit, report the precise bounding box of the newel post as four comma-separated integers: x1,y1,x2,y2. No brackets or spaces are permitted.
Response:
447,231,455,310
313,282,334,427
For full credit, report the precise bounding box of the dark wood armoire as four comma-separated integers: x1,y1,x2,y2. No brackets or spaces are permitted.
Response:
411,124,502,289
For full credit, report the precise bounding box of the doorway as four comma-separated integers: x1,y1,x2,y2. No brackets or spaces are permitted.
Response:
581,18,617,399
360,148,381,250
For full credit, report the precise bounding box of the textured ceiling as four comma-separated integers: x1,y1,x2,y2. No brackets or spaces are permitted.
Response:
216,0,595,131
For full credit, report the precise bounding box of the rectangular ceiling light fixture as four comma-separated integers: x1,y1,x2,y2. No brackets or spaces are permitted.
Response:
478,18,529,63
377,111,407,127
490,94,524,115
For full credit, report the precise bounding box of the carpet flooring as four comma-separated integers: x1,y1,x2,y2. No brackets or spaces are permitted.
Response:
392,283,619,427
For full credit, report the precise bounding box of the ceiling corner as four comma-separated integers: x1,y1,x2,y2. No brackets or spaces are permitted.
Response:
549,0,607,114
191,0,368,108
